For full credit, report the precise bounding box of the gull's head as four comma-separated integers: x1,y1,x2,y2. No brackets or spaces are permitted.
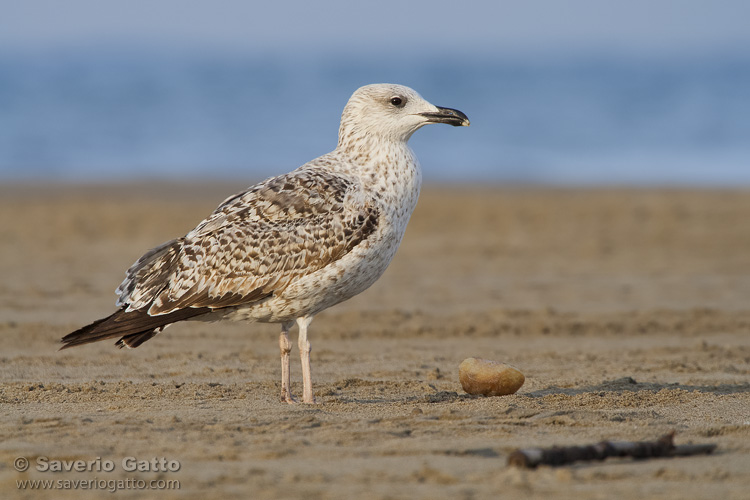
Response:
338,83,469,150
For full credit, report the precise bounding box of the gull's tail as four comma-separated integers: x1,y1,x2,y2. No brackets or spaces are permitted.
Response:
61,306,211,350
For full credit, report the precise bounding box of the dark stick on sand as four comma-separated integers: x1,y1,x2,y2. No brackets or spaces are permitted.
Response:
507,431,717,468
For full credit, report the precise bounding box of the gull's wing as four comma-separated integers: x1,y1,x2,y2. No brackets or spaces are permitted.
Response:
116,166,379,316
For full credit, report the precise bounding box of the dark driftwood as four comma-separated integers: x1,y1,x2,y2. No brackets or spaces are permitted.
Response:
507,431,717,468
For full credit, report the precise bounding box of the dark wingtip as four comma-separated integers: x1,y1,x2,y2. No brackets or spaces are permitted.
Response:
60,315,111,350
60,307,210,351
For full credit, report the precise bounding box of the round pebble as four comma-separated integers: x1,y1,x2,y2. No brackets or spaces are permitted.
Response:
458,358,525,396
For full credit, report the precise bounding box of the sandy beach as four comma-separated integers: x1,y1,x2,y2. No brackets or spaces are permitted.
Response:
1,183,749,499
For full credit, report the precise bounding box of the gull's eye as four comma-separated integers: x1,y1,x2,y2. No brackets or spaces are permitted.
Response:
390,96,406,108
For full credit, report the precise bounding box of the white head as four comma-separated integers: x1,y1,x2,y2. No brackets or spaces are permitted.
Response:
337,83,469,151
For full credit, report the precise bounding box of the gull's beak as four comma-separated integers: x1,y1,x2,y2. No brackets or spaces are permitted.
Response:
419,106,470,127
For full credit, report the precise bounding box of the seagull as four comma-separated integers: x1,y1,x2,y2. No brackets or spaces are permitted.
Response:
61,83,469,403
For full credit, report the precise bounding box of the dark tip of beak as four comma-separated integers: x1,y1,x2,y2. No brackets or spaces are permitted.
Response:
420,106,470,127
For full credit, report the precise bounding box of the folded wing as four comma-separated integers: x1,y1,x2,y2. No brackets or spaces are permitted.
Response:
122,167,379,316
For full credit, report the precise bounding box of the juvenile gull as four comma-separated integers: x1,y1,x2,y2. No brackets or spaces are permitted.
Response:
61,83,469,403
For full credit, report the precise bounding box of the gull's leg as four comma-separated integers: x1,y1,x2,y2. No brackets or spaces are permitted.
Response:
279,321,296,403
296,316,316,404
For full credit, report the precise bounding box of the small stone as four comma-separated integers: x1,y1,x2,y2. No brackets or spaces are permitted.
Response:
458,358,525,396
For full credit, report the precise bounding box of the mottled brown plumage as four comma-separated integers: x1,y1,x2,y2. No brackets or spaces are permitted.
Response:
122,169,379,316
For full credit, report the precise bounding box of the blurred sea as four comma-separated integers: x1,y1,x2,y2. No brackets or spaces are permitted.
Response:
1,49,749,185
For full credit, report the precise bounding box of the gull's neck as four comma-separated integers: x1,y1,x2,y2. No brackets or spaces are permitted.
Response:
329,134,422,220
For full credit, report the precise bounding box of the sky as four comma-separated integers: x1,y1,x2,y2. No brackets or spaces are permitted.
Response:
1,1,748,185
2,0,750,57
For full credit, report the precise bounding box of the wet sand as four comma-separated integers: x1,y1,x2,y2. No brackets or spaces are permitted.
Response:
1,184,749,499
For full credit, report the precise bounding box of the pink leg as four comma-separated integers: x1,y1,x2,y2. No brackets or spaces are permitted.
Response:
279,321,296,403
296,316,316,404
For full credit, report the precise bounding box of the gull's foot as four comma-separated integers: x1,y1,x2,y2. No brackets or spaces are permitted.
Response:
281,393,298,404
302,394,317,404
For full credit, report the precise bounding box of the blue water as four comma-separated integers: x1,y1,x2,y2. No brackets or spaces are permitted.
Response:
1,49,749,185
